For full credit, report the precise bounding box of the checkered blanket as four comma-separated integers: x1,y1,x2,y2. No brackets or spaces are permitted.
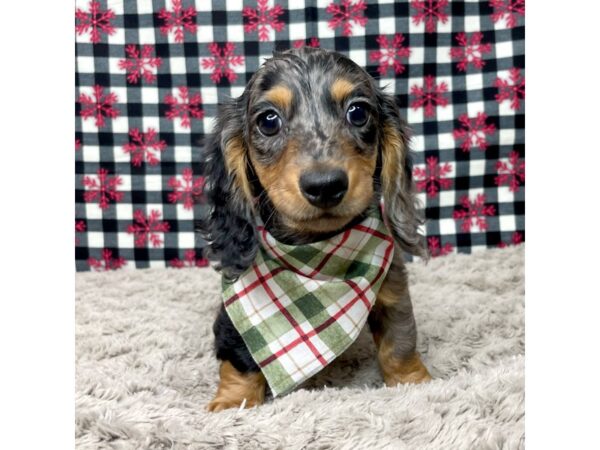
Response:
75,0,525,271
222,210,394,396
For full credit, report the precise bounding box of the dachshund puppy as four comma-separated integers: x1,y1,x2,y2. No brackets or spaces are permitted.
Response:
199,47,431,412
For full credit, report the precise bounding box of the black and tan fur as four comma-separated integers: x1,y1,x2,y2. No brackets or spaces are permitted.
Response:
198,47,431,412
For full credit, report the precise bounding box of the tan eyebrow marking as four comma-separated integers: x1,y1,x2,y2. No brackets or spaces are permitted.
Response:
264,85,293,111
330,78,356,103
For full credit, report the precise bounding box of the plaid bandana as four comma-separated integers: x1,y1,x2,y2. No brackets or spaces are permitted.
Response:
222,208,394,396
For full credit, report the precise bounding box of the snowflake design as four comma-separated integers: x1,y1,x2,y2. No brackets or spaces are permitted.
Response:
164,87,204,128
78,85,120,128
369,34,411,76
453,194,496,232
453,112,496,152
411,0,449,33
293,37,321,48
118,45,162,84
75,220,86,245
449,32,492,72
122,128,167,167
410,76,449,117
242,0,285,42
170,250,209,268
88,249,127,271
75,1,116,44
494,68,525,110
75,220,87,233
82,168,124,210
201,43,245,84
495,151,525,193
490,0,525,29
158,0,197,43
168,168,205,210
127,210,170,248
413,156,452,198
326,0,368,37
428,236,453,258
498,231,524,248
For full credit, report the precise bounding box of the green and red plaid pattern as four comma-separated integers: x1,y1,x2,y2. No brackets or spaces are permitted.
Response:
222,209,394,396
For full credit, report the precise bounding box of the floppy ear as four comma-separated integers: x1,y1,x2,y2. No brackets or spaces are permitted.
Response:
198,95,259,280
377,90,428,258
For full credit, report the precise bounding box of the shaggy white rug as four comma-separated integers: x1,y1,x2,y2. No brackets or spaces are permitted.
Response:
76,246,524,449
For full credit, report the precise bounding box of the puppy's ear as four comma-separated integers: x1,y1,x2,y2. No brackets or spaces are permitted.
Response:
198,95,258,280
377,90,428,258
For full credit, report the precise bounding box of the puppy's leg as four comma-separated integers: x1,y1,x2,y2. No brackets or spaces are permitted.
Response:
368,251,431,386
207,305,266,412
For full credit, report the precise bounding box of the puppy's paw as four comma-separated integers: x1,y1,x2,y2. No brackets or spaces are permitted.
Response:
383,365,432,386
207,361,266,413
206,395,263,412
380,351,432,386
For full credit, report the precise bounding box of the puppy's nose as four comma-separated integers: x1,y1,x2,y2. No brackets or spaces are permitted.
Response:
299,169,348,209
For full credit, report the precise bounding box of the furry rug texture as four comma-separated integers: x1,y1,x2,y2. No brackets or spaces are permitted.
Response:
76,246,524,450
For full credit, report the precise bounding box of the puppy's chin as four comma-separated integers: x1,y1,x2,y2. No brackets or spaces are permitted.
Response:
275,199,371,234
281,212,354,234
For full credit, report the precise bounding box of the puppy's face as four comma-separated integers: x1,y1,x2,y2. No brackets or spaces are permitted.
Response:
244,49,380,233
201,48,423,279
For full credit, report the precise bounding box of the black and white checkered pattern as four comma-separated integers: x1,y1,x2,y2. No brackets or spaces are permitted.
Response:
75,0,525,271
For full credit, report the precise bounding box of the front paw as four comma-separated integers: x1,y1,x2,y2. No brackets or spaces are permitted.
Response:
206,395,263,412
380,351,432,386
206,361,266,412
383,365,432,386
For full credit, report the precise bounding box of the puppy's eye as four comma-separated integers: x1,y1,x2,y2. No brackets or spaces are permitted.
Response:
346,103,369,127
257,111,282,136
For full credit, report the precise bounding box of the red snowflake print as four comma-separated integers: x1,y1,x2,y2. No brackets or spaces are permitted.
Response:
490,0,525,29
158,0,197,43
75,1,116,44
428,236,453,258
168,168,205,210
453,194,496,232
164,87,204,128
122,128,167,167
118,45,162,84
494,68,525,110
127,209,170,248
453,112,496,152
410,76,449,117
449,32,492,72
82,168,124,210
75,220,86,245
498,231,524,248
495,151,525,193
293,37,321,48
242,0,285,42
75,139,82,151
75,220,87,233
369,34,411,76
170,250,209,268
411,0,449,34
201,43,245,84
88,249,127,271
413,156,452,198
78,85,120,128
326,0,367,37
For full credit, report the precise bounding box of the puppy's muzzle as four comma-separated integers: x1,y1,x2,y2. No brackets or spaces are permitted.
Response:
299,169,348,209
